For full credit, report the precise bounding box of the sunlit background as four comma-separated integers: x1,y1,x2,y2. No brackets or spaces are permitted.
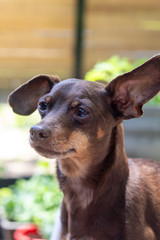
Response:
0,0,160,239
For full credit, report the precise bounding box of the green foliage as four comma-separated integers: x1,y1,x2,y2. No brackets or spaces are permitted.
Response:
84,56,160,105
146,94,160,105
0,175,62,239
85,56,133,82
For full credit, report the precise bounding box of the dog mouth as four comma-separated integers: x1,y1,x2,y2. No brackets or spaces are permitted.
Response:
31,142,75,158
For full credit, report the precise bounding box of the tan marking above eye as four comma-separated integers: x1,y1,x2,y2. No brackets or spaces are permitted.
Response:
70,100,79,108
45,96,51,103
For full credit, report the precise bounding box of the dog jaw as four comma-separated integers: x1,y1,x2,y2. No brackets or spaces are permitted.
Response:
56,130,92,178
30,128,92,178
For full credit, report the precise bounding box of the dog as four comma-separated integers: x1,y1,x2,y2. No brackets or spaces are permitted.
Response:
8,54,160,240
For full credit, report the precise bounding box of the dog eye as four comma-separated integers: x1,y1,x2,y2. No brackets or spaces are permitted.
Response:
75,107,89,118
38,101,48,112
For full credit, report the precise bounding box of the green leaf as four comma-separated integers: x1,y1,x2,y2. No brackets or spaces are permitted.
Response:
84,56,160,106
0,175,62,239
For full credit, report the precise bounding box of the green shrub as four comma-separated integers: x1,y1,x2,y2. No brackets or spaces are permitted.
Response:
85,56,160,105
0,175,62,239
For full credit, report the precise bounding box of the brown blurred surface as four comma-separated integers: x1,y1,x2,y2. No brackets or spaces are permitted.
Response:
0,0,160,87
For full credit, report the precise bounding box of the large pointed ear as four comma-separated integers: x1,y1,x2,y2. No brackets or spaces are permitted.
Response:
8,74,60,115
106,54,160,119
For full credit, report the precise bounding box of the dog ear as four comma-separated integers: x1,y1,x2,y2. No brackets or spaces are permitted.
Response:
8,74,60,115
106,55,160,119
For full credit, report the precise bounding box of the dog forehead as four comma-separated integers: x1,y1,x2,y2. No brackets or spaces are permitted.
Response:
49,78,105,100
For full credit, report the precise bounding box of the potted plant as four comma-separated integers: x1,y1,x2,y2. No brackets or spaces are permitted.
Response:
85,56,160,161
0,175,62,240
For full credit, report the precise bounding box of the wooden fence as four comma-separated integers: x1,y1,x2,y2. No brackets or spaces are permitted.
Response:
0,0,160,89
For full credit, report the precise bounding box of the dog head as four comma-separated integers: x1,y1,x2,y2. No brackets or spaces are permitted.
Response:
8,55,160,178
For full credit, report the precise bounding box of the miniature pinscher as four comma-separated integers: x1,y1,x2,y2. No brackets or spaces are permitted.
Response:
9,54,160,240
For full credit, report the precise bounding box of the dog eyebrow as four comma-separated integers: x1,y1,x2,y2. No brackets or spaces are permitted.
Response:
45,96,52,103
84,90,107,120
70,100,80,108
91,98,107,121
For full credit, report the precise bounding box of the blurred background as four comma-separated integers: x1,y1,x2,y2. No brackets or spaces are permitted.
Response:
1,0,160,95
0,0,160,239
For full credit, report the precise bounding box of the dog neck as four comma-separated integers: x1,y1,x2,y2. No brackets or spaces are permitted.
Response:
57,123,129,210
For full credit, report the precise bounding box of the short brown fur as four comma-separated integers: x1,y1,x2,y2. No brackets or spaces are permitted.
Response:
8,55,160,240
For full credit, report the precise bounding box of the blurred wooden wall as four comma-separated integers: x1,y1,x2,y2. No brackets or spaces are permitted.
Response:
0,0,75,90
0,0,160,90
84,0,160,73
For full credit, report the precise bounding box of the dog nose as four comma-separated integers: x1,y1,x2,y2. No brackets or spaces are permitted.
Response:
30,125,51,141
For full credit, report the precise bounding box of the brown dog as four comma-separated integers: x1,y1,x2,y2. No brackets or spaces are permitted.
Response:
9,55,160,240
